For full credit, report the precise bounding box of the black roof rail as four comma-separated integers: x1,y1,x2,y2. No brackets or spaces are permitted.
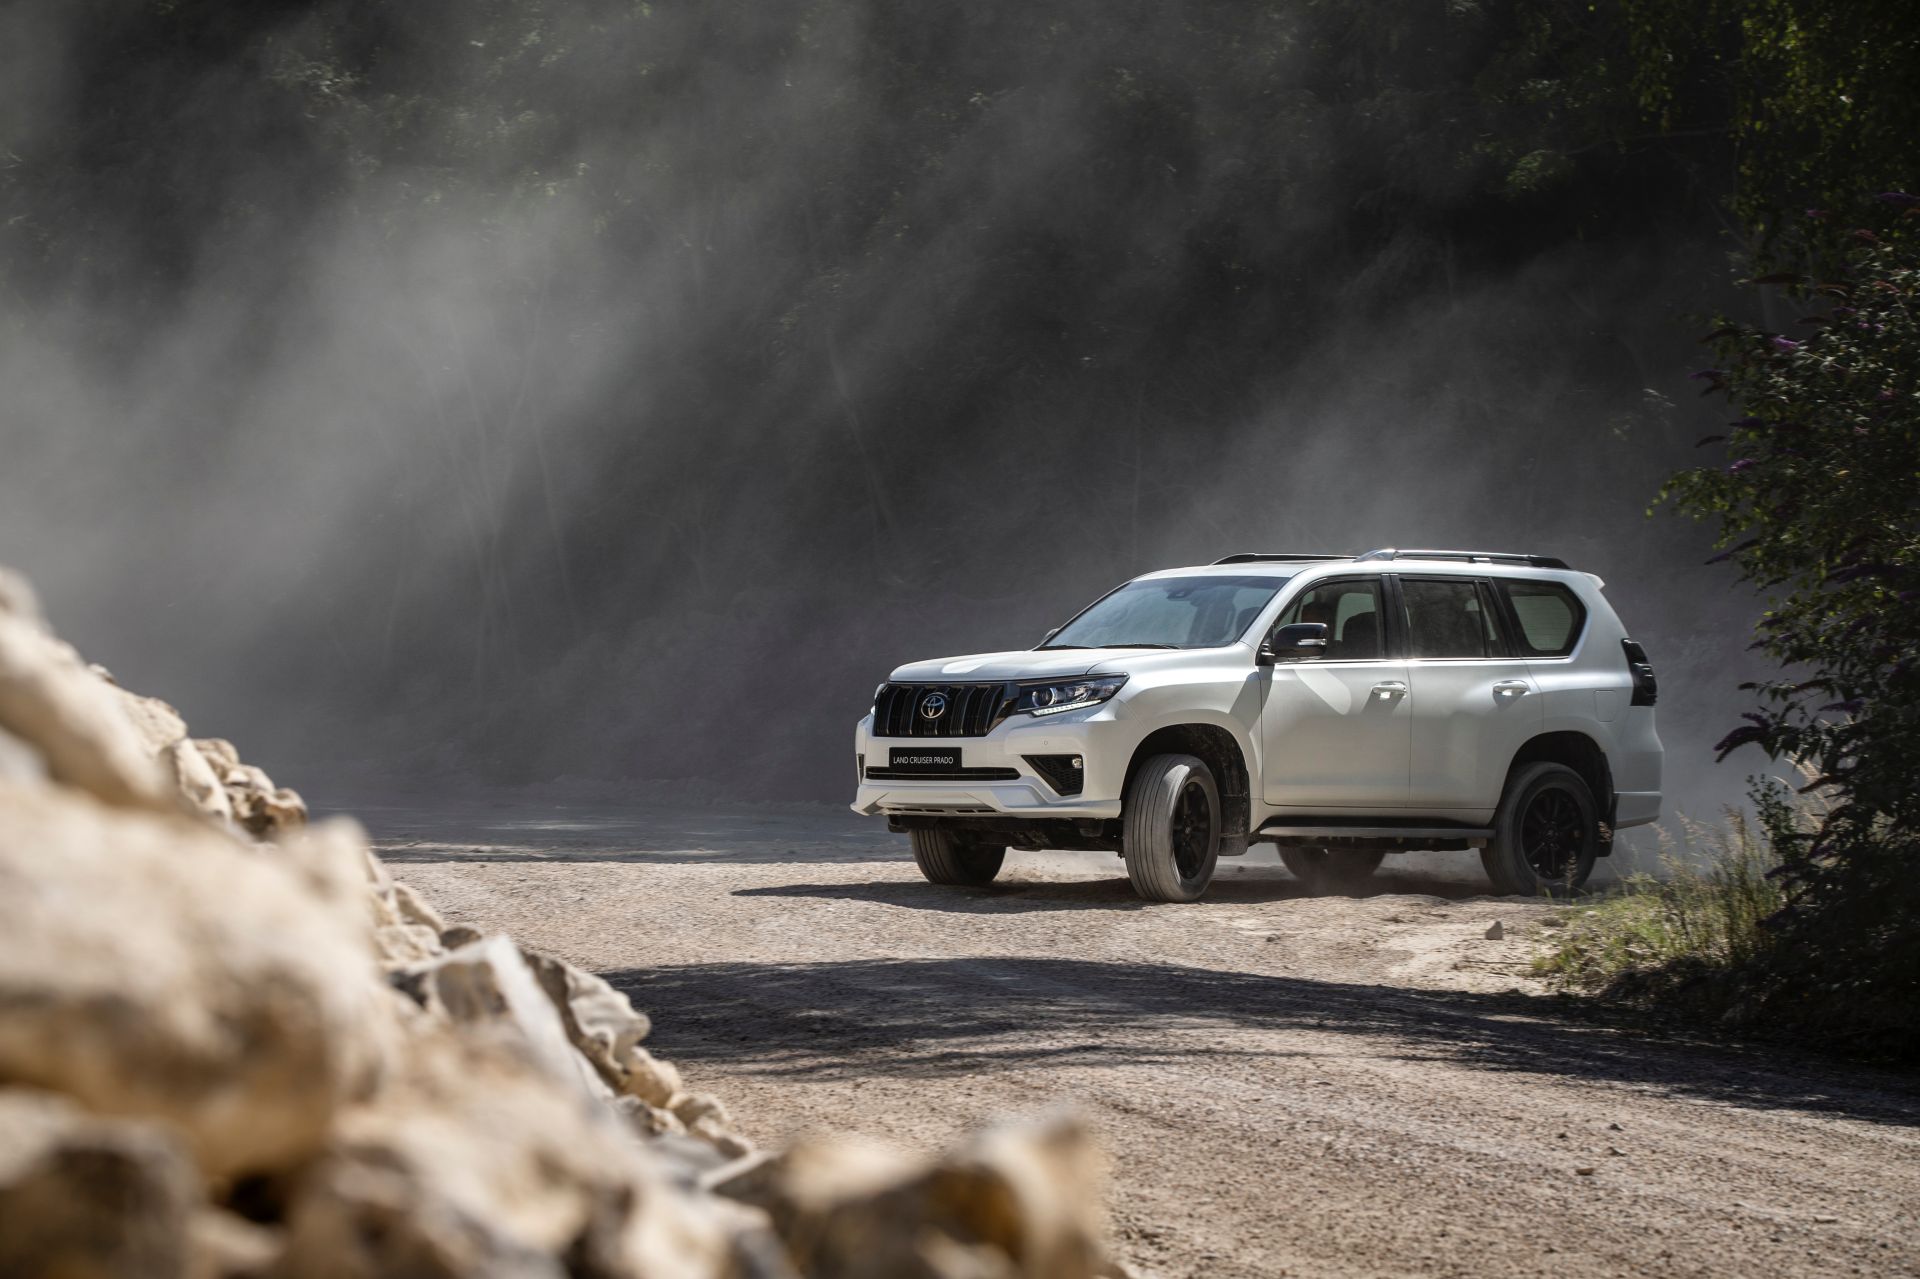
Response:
1354,547,1572,570
1211,553,1354,565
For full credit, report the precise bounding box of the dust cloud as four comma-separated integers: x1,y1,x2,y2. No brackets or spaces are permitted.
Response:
0,1,1760,825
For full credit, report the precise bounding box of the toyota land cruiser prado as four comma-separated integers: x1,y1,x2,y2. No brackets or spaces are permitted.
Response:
852,549,1662,901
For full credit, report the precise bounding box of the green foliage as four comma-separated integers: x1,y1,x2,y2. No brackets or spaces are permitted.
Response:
1658,207,1920,1059
1621,0,1920,237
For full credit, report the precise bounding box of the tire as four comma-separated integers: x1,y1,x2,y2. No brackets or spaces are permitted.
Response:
1278,846,1386,893
1122,754,1221,902
1480,762,1598,897
908,828,1005,886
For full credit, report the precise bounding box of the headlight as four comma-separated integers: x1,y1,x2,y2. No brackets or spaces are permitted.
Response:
1013,675,1128,717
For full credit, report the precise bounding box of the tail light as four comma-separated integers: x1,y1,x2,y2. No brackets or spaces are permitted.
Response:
1621,639,1658,707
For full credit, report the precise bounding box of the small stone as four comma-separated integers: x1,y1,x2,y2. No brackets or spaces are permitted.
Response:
1607,1146,1626,1157
1813,1215,1839,1224
1484,921,1505,940
1575,1166,1596,1176
1608,1122,1623,1131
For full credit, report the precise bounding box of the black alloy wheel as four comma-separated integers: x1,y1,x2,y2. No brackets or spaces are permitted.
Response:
1480,762,1599,896
1520,784,1586,881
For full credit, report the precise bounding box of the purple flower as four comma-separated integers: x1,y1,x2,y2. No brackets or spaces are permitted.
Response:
1728,458,1757,473
1876,191,1920,208
1770,336,1802,353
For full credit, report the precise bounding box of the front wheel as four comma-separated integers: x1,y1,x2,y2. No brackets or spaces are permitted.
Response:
909,828,1005,886
1278,847,1385,894
1122,754,1221,902
1480,762,1598,896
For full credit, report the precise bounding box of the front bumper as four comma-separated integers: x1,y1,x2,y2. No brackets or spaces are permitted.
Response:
850,705,1128,819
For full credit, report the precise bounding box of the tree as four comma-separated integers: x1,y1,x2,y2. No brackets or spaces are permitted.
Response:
1663,200,1920,1054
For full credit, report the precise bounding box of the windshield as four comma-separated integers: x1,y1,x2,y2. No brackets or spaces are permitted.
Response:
1042,574,1290,650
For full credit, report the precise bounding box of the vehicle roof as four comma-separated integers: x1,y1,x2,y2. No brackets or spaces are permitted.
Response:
1137,558,1599,587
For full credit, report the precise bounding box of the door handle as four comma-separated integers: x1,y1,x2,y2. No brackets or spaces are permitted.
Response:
1493,680,1531,696
1371,681,1407,699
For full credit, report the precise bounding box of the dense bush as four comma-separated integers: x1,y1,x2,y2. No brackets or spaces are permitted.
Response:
1648,207,1920,1057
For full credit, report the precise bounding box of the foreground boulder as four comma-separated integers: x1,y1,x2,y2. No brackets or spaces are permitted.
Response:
0,1090,198,1279
0,562,1116,1278
0,783,392,1178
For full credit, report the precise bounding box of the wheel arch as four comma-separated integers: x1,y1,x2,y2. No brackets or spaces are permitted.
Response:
1505,731,1615,849
1124,722,1253,842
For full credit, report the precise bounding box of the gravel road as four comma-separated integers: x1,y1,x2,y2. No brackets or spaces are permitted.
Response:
356,793,1920,1279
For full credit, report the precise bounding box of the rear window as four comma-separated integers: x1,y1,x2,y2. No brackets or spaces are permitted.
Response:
1499,580,1586,657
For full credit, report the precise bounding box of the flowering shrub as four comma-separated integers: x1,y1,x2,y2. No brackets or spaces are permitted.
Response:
1662,197,1920,1057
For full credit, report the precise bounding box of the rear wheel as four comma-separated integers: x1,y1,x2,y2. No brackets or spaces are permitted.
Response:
1122,754,1220,902
1278,847,1386,893
908,828,1005,886
1480,762,1598,896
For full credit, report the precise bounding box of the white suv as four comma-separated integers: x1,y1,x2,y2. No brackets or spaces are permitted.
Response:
852,549,1662,901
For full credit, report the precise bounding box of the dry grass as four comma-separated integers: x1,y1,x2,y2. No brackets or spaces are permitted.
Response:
1534,812,1787,992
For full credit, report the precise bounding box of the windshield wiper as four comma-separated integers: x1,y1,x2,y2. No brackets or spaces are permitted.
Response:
1094,642,1178,649
1036,644,1090,650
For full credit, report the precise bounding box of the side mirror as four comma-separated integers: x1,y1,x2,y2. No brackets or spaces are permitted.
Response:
1258,622,1328,665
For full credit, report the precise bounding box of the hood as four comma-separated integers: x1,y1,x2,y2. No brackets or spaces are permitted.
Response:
888,646,1210,683
889,649,1104,682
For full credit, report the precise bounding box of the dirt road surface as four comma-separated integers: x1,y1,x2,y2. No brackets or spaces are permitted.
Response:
359,793,1920,1279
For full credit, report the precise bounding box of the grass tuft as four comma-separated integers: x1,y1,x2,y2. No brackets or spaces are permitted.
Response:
1534,810,1788,1009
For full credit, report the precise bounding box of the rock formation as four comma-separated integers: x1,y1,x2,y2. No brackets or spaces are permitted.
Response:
0,565,1114,1279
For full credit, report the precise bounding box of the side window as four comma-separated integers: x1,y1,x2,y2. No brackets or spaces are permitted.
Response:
1277,579,1384,660
1498,580,1587,657
1401,578,1502,659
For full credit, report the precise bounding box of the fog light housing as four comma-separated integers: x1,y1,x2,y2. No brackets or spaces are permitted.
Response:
1024,754,1085,796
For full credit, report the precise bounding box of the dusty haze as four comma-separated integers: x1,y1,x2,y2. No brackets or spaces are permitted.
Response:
0,0,1760,820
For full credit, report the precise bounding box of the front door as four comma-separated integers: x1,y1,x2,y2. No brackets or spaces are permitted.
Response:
1261,576,1413,808
1397,576,1544,812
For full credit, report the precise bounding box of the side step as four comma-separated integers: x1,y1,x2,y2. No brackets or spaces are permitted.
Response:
1257,822,1494,848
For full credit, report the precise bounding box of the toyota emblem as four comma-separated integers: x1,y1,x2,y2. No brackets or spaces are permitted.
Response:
918,692,949,719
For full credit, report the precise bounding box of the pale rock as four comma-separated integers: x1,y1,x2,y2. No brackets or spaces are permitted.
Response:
189,1208,281,1279
716,1117,1108,1279
672,1091,732,1130
441,923,484,949
0,565,43,623
376,922,446,968
613,1095,687,1139
0,722,46,783
0,1089,198,1279
522,947,653,1092
393,880,447,933
690,1115,754,1160
278,1029,752,1279
391,935,605,1099
111,686,189,757
221,761,308,840
194,737,241,774
274,818,383,929
0,783,392,1177
0,613,171,811
622,1046,684,1108
1484,920,1505,941
163,737,232,823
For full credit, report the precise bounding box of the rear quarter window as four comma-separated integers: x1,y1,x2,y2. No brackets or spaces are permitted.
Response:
1499,580,1586,657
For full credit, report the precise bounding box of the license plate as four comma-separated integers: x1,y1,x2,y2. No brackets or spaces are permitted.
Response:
889,748,960,772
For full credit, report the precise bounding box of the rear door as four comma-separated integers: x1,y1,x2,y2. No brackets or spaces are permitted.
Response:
1397,575,1544,813
1261,575,1413,808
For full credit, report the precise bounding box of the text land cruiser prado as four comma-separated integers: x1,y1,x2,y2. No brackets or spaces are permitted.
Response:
852,549,1662,901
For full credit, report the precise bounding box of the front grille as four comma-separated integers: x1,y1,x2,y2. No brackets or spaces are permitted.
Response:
871,682,1013,737
1024,754,1085,796
864,766,1021,782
